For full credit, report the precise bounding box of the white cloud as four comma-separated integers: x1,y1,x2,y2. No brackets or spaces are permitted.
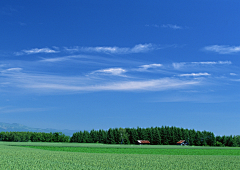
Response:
40,56,70,62
40,55,87,62
1,67,22,73
1,70,199,93
218,61,232,64
231,79,240,82
130,44,154,53
138,64,162,71
191,61,232,65
146,24,187,30
179,73,210,77
25,78,198,92
204,45,240,54
172,62,186,69
230,73,237,76
173,61,231,69
161,24,183,29
93,68,127,76
145,24,160,28
65,44,155,54
15,48,59,55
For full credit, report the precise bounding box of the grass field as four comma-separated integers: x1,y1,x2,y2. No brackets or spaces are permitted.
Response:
1,142,240,169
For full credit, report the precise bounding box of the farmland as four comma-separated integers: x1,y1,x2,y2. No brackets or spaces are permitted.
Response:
0,142,240,169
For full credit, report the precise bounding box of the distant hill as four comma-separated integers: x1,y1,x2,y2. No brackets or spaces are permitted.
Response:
0,122,77,136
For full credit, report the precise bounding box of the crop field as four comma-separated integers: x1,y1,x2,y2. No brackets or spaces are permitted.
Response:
0,142,240,169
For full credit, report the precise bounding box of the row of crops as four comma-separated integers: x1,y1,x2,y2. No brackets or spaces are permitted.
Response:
0,142,240,169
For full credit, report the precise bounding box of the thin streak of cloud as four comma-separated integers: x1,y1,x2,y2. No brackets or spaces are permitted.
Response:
204,45,240,54
231,79,240,82
161,24,183,29
92,68,127,76
146,24,186,29
191,61,232,65
15,48,59,55
230,73,237,76
64,44,156,54
1,68,22,73
173,61,231,69
137,63,162,72
25,78,199,92
23,48,58,54
40,55,88,62
1,70,199,92
140,64,162,69
179,73,210,77
172,62,186,69
145,24,160,28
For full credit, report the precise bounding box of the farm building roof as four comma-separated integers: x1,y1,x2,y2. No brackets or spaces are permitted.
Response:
137,140,150,144
177,140,186,144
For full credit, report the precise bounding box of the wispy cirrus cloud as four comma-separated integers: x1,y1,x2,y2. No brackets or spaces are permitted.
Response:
64,44,156,54
1,67,22,72
39,55,89,62
15,48,59,55
92,68,127,76
137,63,162,71
161,24,183,29
179,72,210,77
24,78,199,92
204,45,240,54
230,73,237,76
172,62,186,69
191,61,232,65
173,61,231,69
0,69,199,93
14,43,176,56
145,24,186,30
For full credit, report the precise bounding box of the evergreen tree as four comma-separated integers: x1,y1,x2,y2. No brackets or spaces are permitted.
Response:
119,128,129,144
152,127,161,145
161,126,168,145
107,128,115,144
232,136,238,147
136,127,142,140
177,128,183,141
195,131,201,146
227,135,234,147
129,128,138,144
236,135,240,147
210,132,216,146
90,130,98,143
189,129,196,146
98,130,104,143
82,130,90,143
146,128,154,143
222,135,227,146
141,128,148,140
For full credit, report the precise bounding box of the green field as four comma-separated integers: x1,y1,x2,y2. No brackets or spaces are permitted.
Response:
1,142,240,169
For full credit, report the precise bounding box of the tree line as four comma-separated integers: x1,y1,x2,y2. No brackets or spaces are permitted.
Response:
0,126,239,147
0,131,69,142
70,126,240,147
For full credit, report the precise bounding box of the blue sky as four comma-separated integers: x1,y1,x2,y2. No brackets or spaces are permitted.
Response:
1,1,240,136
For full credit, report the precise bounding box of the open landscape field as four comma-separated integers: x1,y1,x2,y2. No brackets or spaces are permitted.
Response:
1,142,240,169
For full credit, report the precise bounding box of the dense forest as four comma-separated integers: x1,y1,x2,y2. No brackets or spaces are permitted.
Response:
0,126,240,147
70,126,240,147
0,131,69,142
